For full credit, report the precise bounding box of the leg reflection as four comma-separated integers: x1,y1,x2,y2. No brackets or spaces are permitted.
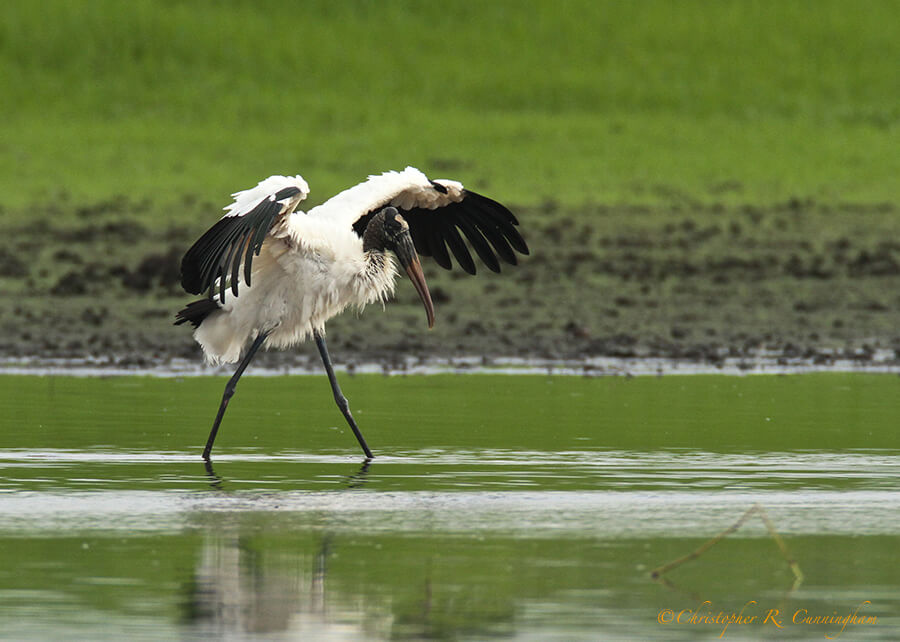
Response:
345,458,372,489
203,459,224,490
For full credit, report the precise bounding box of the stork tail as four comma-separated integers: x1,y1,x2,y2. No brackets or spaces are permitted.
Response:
174,298,221,328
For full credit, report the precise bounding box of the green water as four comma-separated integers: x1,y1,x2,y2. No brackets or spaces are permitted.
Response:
1,373,899,640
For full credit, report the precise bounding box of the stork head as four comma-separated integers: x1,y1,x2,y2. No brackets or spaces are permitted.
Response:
366,207,435,328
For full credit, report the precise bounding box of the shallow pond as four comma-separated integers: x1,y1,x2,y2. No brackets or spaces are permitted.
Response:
1,373,899,640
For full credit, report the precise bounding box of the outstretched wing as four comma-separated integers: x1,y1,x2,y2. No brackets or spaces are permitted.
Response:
401,189,529,274
308,167,529,275
180,175,309,302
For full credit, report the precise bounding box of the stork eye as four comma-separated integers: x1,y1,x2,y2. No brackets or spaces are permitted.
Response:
383,210,408,234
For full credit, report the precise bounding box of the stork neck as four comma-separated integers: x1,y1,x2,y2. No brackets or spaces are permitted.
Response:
362,211,388,253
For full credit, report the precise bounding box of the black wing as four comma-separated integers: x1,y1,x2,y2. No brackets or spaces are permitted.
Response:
180,186,301,302
353,189,529,275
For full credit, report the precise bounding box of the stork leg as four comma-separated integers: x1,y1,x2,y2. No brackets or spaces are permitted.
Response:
313,329,374,459
202,331,269,460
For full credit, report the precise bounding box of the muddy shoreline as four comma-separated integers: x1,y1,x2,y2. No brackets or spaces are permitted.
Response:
2,199,899,373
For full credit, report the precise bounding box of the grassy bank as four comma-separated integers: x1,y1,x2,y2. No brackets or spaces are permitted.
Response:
1,0,897,216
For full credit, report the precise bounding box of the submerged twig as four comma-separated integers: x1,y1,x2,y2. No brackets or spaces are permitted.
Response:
650,503,803,590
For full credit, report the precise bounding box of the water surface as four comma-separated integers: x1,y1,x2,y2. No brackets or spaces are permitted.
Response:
1,374,898,639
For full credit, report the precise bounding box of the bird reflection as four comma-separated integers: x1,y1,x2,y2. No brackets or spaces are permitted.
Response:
183,534,312,634
182,458,392,635
181,530,393,637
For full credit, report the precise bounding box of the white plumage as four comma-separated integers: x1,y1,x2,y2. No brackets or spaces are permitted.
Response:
176,166,528,460
195,209,397,364
182,168,486,364
305,167,464,227
224,174,310,218
194,169,423,363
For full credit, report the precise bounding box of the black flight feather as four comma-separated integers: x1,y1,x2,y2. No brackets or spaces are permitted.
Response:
426,221,452,270
274,186,302,201
454,214,500,272
471,217,517,265
349,187,529,274
465,192,529,255
442,223,476,274
180,194,288,299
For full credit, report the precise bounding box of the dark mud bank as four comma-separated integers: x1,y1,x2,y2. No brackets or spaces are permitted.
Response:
2,199,900,371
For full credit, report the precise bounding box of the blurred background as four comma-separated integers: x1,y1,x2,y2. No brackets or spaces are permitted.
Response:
1,0,898,368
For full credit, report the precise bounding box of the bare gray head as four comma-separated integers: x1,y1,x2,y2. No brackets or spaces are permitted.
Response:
363,206,434,328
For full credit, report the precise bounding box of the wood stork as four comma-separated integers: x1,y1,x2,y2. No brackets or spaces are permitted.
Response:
175,167,529,460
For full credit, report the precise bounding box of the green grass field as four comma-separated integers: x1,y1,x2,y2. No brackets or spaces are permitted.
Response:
2,0,897,217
